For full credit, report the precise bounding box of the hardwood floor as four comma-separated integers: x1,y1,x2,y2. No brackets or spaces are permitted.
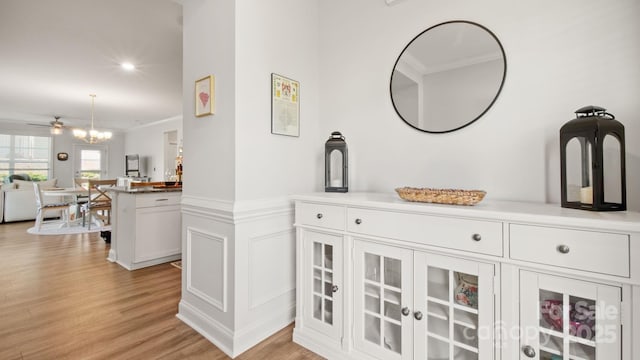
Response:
0,221,323,360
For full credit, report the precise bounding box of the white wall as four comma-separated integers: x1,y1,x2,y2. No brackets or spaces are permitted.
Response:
234,0,321,201
318,0,640,210
181,0,321,202
182,0,236,202
179,1,319,355
124,117,182,181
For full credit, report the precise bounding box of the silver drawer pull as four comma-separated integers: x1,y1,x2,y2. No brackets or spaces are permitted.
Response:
414,311,423,321
332,285,338,293
401,307,410,316
155,198,169,201
472,233,482,241
316,213,323,219
557,245,570,254
355,218,362,225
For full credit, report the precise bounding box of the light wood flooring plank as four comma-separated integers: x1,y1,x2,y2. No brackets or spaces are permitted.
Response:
0,221,323,360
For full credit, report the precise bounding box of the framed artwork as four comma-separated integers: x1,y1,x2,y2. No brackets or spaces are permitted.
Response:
56,152,68,161
271,73,299,137
195,75,215,117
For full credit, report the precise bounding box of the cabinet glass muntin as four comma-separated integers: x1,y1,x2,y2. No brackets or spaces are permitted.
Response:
312,240,335,325
356,240,494,360
363,252,405,353
521,271,621,360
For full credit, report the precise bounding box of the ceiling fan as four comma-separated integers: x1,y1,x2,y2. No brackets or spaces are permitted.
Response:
28,116,67,135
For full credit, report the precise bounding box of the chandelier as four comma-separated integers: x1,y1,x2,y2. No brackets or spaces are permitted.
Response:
73,94,112,144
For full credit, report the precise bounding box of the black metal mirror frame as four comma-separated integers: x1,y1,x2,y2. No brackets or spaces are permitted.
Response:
390,20,507,134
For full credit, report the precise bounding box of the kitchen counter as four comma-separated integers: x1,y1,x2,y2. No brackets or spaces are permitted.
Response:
106,185,182,194
107,189,181,270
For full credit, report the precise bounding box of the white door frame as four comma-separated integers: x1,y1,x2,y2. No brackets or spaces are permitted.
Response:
72,144,109,181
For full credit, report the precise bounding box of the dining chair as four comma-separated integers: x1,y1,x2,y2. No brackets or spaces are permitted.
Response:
74,177,90,190
73,178,90,219
82,179,117,229
33,182,71,231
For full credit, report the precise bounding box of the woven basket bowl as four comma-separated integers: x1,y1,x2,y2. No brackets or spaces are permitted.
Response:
395,187,486,206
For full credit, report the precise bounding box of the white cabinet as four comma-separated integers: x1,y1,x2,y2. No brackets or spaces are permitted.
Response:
301,230,343,341
347,207,503,257
510,223,627,360
415,252,495,360
353,240,413,359
352,240,496,360
519,271,621,360
135,203,181,262
510,224,629,277
109,191,182,270
292,194,640,360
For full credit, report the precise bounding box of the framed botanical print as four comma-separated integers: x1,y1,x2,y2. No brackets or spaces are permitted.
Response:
271,73,299,136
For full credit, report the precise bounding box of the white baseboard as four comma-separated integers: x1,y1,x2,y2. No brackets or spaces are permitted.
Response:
178,300,295,358
177,300,234,356
233,304,295,356
114,254,180,270
107,249,117,262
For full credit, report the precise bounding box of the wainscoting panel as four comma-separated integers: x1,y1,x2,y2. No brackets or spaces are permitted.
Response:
186,227,227,312
248,229,296,310
178,195,296,358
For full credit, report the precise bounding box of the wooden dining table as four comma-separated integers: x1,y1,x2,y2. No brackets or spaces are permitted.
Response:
42,187,90,197
42,187,90,223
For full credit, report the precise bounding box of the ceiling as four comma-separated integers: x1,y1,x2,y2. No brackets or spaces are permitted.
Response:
0,0,183,132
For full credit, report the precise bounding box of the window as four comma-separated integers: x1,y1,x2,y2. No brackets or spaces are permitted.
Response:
79,149,102,179
0,134,52,182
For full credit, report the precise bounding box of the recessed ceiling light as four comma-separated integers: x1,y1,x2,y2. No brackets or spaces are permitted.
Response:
121,62,136,71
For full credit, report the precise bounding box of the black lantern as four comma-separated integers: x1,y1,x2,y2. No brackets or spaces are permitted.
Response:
560,106,626,211
325,131,348,192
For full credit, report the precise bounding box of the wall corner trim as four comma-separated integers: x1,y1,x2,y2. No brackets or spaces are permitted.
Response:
181,195,293,223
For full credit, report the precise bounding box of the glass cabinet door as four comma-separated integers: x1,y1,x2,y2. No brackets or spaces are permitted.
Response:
353,240,414,360
520,271,621,360
302,230,342,340
414,253,495,360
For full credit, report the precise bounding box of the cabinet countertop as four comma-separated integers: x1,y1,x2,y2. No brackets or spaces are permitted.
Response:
106,186,182,194
293,192,640,233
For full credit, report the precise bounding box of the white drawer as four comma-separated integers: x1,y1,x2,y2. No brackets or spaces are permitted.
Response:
296,202,345,231
510,224,630,277
135,193,181,208
347,208,503,256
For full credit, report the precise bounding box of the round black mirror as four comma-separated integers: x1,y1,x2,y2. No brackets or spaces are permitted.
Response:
390,21,507,133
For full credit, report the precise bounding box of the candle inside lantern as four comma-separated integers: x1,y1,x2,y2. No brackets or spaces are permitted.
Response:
580,186,593,204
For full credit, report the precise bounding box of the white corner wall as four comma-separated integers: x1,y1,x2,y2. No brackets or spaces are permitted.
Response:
318,0,640,210
179,1,320,357
235,0,321,201
182,0,236,202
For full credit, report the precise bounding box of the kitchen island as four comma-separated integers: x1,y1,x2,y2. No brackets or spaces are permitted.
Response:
106,185,182,270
